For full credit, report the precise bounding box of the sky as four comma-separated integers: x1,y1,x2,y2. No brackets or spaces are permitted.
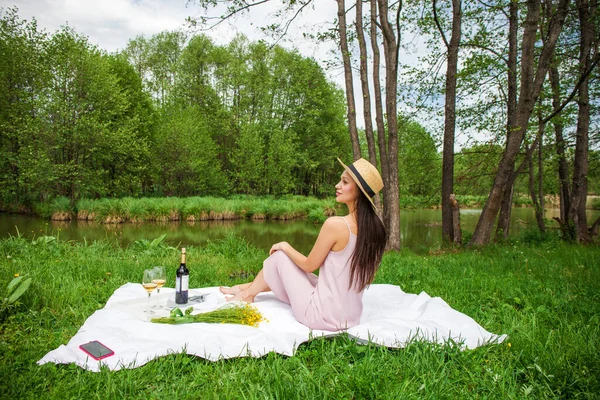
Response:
3,0,340,70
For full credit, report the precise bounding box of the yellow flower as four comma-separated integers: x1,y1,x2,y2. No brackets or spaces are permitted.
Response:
508,342,512,347
14,273,19,277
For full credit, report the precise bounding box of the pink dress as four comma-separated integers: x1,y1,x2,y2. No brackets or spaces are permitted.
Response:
262,217,362,331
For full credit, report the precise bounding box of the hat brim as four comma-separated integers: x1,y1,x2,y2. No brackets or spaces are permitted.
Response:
337,157,376,207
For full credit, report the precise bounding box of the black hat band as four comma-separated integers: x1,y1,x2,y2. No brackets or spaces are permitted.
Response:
348,164,375,198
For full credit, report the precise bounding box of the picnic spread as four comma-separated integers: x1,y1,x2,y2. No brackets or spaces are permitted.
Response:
38,283,506,372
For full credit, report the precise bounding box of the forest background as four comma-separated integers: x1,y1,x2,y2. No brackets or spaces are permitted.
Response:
0,2,599,240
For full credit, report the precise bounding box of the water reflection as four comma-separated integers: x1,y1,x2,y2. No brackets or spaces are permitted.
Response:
1,207,598,254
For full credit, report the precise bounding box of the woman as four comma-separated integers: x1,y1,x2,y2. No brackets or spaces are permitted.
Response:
220,158,387,330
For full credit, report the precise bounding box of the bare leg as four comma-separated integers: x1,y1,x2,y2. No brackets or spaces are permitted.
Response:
219,282,251,295
227,270,270,303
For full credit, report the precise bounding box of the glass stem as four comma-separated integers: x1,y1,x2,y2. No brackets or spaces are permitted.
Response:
147,293,151,312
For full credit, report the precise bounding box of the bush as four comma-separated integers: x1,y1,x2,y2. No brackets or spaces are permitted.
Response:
308,209,327,224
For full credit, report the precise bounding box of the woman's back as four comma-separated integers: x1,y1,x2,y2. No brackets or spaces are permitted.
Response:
312,218,363,329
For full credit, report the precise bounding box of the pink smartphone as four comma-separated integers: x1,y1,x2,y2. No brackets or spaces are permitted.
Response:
79,340,115,360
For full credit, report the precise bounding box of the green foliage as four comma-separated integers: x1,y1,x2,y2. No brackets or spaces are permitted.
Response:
454,144,503,196
131,234,176,255
71,195,333,223
153,106,228,196
1,11,350,210
307,208,328,224
0,10,154,207
1,274,32,319
5,275,31,303
0,8,48,208
231,124,266,194
31,236,57,246
398,115,441,197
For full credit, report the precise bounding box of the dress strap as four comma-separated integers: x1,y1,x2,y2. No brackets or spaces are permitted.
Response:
341,216,352,235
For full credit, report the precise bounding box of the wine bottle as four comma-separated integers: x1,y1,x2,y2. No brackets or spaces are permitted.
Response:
175,247,189,304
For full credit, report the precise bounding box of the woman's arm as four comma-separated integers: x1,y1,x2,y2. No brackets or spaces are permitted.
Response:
270,217,346,273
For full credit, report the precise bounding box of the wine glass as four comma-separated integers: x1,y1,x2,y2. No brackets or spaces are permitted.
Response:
152,266,166,309
142,269,157,314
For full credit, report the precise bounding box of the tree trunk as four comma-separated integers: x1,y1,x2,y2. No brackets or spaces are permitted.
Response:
356,0,383,216
538,115,545,230
590,216,600,237
437,0,462,244
528,111,545,233
377,0,401,250
496,186,515,239
336,0,361,160
370,0,389,191
495,0,519,240
569,0,593,242
450,194,462,245
470,0,569,246
356,0,377,166
549,66,571,227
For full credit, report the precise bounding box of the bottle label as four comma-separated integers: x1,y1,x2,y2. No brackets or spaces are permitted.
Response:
181,275,189,291
176,276,181,292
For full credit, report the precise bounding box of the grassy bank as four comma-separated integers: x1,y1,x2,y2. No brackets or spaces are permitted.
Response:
1,233,598,398
30,195,337,224
6,193,599,224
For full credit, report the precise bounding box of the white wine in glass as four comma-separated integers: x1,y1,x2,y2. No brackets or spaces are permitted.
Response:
152,266,166,309
142,269,157,314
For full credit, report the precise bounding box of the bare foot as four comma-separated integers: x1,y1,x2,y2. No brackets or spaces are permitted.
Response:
226,290,255,303
219,283,251,296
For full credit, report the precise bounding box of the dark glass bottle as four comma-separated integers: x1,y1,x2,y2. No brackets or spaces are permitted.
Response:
175,247,189,304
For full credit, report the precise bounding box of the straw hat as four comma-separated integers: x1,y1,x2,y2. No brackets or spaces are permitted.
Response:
337,158,384,206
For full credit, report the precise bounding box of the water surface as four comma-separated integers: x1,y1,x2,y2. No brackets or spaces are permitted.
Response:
1,208,598,254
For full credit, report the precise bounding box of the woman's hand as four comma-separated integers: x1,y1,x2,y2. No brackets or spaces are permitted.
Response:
269,242,289,255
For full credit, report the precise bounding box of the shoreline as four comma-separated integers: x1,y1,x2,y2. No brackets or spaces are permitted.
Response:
1,194,598,223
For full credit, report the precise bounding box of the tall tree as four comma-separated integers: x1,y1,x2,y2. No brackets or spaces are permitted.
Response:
153,106,226,196
549,65,571,227
433,0,462,244
355,0,378,166
495,0,520,240
470,0,570,246
370,0,390,213
188,0,402,249
569,0,598,241
0,8,48,207
398,116,441,197
374,0,401,250
337,0,361,159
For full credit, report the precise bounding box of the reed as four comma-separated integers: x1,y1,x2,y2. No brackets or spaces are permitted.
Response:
24,194,551,224
71,196,335,224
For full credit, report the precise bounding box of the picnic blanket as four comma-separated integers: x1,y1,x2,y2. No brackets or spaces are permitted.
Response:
38,283,506,372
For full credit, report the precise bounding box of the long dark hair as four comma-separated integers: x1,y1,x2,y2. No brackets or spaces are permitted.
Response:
349,191,387,291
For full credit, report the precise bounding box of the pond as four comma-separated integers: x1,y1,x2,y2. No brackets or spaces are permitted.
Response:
1,208,598,254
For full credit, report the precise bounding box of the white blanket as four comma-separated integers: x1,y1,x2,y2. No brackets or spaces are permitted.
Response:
38,284,506,372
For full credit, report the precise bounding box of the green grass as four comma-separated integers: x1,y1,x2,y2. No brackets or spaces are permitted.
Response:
0,233,599,398
70,196,336,224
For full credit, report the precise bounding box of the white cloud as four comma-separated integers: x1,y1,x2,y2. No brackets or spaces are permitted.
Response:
6,0,194,51
4,0,337,54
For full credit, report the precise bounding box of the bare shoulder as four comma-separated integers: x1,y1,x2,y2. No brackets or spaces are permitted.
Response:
322,216,347,233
